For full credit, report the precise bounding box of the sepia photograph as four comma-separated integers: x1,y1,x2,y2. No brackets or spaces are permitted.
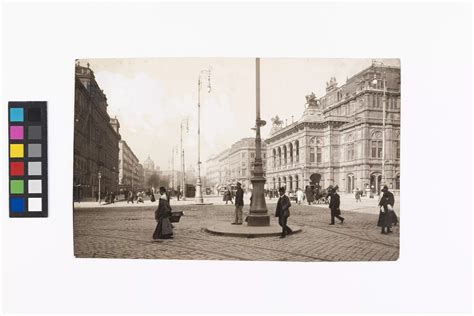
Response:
73,57,401,261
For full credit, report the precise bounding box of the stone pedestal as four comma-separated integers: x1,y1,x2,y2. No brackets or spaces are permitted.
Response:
247,176,270,226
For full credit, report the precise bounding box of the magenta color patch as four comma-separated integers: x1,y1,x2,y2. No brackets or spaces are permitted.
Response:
10,126,24,140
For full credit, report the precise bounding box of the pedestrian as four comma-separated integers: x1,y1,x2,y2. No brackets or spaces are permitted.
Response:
232,182,244,225
305,185,314,205
377,185,398,234
225,188,233,204
296,188,304,205
127,190,134,204
111,191,115,203
137,191,144,203
355,188,361,202
329,185,345,225
275,186,293,238
150,190,156,202
152,187,174,240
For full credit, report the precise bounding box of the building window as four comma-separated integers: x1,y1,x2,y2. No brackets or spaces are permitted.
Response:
394,140,400,158
310,147,315,163
295,140,299,162
371,141,383,158
346,143,354,160
316,147,322,163
250,153,255,159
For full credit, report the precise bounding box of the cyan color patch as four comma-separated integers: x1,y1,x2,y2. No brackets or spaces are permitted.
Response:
10,108,24,122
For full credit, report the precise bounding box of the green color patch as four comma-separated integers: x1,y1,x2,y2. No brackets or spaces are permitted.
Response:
10,180,24,194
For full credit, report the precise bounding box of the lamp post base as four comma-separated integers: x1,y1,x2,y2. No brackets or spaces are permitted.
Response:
195,182,204,204
246,214,270,226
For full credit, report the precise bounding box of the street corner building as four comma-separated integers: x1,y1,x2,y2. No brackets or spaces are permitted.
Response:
265,62,400,194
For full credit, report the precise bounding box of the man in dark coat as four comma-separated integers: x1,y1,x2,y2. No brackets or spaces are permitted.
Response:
232,182,244,225
275,187,293,238
377,185,398,234
305,185,314,205
329,185,345,225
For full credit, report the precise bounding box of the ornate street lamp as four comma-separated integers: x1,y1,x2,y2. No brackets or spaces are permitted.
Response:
195,68,212,204
180,118,189,200
247,58,270,226
98,172,102,204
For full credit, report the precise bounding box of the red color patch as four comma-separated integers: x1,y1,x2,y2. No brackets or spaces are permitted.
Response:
10,162,24,176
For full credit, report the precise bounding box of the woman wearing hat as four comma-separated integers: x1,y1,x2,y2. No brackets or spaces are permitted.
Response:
153,186,174,240
377,185,398,234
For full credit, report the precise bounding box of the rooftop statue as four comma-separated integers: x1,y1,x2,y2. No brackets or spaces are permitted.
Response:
305,92,319,108
271,115,284,128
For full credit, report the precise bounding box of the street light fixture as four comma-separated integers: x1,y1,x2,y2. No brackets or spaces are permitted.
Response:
98,172,102,204
371,65,387,187
195,67,212,204
180,118,189,200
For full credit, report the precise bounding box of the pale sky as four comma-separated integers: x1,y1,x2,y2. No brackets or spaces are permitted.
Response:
78,58,399,171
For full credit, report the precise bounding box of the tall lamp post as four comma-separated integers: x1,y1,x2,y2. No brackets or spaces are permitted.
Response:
372,63,387,187
180,118,189,200
98,172,102,204
247,58,270,226
195,68,212,204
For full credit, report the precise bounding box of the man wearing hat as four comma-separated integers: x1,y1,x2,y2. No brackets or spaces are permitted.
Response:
329,185,345,225
275,187,293,238
232,182,244,225
377,185,398,234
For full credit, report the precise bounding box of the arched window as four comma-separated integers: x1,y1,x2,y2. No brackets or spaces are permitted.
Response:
283,145,287,165
278,147,282,166
272,148,276,167
289,143,293,164
295,140,300,162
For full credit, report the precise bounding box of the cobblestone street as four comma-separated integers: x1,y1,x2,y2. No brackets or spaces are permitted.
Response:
74,197,399,262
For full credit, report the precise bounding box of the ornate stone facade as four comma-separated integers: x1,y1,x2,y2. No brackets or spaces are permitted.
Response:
74,63,121,199
265,63,400,194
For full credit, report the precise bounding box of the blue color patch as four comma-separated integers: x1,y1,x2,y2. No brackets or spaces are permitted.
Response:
10,197,25,212
10,108,24,122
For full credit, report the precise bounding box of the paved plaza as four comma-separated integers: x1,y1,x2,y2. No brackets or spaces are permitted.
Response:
73,193,399,262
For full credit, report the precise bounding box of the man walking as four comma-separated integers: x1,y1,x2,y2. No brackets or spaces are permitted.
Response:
232,182,244,225
329,185,345,225
275,187,293,238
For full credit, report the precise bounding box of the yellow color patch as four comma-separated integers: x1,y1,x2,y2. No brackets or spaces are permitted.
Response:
10,144,24,158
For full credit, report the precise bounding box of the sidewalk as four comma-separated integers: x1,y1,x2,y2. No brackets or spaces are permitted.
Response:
74,192,400,215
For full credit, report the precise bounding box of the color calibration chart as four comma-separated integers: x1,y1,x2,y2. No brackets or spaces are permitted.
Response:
8,102,48,217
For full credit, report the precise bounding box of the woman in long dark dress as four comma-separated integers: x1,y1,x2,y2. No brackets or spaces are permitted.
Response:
305,185,314,205
377,185,398,234
153,187,173,240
